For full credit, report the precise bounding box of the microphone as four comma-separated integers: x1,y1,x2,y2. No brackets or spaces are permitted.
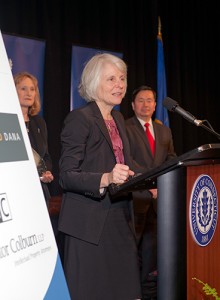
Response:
163,97,202,126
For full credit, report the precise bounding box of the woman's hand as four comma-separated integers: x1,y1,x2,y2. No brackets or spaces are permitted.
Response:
149,188,157,199
110,164,134,185
101,164,134,188
40,171,54,183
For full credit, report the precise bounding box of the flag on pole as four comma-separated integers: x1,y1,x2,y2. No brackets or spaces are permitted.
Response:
155,17,169,127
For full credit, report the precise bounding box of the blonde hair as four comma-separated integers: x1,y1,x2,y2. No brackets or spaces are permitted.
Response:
78,53,127,102
14,71,41,116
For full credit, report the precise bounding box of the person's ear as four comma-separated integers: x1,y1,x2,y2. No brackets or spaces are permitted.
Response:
131,102,135,111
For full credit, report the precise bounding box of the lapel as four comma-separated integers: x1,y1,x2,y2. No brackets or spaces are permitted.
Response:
29,116,42,154
89,102,114,153
152,121,165,163
88,102,129,163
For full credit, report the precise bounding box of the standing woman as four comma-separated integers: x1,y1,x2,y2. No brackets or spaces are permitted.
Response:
58,53,143,300
14,72,54,207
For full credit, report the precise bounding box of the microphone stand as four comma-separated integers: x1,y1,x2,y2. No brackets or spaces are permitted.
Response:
197,120,220,140
163,98,220,140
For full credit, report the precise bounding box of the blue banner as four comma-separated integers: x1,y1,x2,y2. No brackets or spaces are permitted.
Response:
71,46,123,110
2,33,45,115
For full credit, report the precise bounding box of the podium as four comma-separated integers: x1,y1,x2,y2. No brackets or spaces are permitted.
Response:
109,143,220,300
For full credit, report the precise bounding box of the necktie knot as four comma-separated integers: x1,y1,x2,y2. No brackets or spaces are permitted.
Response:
144,122,155,155
144,122,150,129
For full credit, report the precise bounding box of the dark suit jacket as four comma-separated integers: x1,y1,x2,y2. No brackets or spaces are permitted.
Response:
28,115,52,171
28,115,52,203
58,102,142,245
126,116,176,215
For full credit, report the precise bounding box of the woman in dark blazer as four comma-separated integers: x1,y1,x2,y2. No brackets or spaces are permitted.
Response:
14,72,54,206
58,53,144,300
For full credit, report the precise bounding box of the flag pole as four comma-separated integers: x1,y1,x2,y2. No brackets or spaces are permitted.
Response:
158,16,162,37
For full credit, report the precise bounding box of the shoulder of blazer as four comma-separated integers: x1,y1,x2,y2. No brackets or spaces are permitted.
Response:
125,116,135,125
126,116,144,136
66,102,103,121
125,115,141,127
153,120,171,134
30,115,46,129
112,109,124,122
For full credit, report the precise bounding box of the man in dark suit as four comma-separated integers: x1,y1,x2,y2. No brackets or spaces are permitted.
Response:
126,85,176,300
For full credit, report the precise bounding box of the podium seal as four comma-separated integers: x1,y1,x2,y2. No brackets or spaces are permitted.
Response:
189,174,218,246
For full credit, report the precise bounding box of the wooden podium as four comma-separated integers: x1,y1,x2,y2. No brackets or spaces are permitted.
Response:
109,143,220,300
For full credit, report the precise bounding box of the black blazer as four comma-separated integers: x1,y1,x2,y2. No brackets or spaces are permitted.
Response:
58,102,142,245
28,115,52,203
126,116,177,213
28,115,52,171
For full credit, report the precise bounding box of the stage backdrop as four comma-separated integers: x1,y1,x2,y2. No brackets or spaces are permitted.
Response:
71,45,123,110
0,31,70,300
2,33,45,115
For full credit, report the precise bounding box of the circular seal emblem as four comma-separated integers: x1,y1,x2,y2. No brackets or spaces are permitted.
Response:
189,174,218,246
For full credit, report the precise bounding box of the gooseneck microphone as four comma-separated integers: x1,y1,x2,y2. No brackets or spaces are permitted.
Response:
163,97,202,126
163,96,220,139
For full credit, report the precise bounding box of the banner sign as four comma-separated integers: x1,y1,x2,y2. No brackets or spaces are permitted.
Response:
2,33,45,115
0,113,28,162
0,31,70,300
71,45,123,110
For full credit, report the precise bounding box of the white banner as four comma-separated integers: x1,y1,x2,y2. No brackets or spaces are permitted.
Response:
0,31,70,300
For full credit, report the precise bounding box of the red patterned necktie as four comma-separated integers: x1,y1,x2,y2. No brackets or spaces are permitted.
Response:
144,122,155,155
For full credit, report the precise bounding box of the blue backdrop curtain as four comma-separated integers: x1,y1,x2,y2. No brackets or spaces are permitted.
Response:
2,33,45,115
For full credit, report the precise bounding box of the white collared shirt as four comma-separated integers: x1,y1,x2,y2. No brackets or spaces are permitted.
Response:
137,117,155,139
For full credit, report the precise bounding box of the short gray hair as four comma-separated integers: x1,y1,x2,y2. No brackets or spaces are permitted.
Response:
78,53,127,102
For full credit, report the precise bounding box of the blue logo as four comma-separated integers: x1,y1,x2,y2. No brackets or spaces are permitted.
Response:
189,174,218,246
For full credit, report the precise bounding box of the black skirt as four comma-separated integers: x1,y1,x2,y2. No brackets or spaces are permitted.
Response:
63,203,141,300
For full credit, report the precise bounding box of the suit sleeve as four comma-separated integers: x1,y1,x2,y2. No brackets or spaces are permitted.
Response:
59,110,103,197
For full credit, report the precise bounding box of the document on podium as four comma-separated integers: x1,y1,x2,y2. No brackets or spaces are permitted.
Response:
0,31,70,299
